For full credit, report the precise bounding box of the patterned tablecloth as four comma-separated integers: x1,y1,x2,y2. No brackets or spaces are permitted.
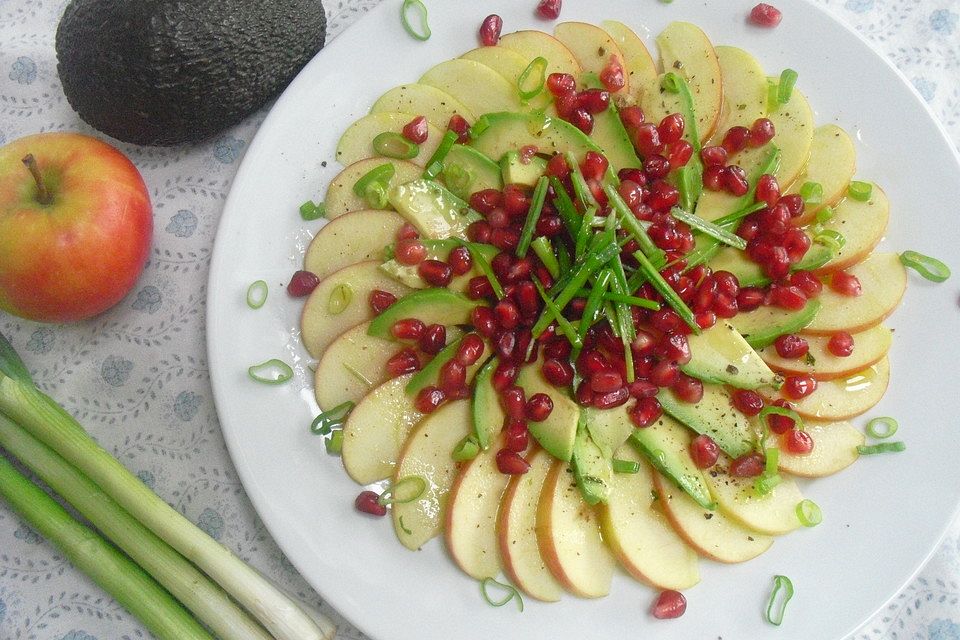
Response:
1,0,958,638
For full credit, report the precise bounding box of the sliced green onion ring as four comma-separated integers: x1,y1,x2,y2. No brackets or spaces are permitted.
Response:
754,473,781,496
398,515,413,535
400,0,431,41
857,442,906,455
764,447,780,476
325,430,344,455
423,130,458,180
378,475,428,506
353,163,395,197
612,459,641,474
765,575,795,626
364,182,389,209
518,57,548,102
777,69,799,105
866,416,899,439
328,283,353,314
814,229,845,253
900,250,951,282
815,205,835,224
373,132,420,160
469,115,490,139
452,435,480,462
799,181,823,205
795,499,823,527
847,180,873,201
310,401,355,435
299,200,325,221
246,280,268,309
480,577,524,612
247,359,293,385
441,163,474,198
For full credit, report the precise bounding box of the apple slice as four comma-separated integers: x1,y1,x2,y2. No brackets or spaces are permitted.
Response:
460,46,552,111
300,260,411,358
336,112,443,167
802,252,907,335
600,20,658,92
370,83,477,128
313,320,396,410
786,124,857,225
392,400,472,550
499,31,582,79
812,185,890,274
706,46,769,146
599,447,700,590
444,433,510,580
787,357,890,421
420,59,524,116
554,22,630,95
536,460,615,598
767,420,864,478
652,471,774,563
303,209,405,280
758,324,892,381
702,457,804,535
498,448,564,602
324,157,422,219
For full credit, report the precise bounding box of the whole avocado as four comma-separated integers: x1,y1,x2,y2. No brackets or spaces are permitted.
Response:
55,0,326,146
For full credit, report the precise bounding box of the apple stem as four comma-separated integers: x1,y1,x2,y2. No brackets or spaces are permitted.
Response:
21,154,52,205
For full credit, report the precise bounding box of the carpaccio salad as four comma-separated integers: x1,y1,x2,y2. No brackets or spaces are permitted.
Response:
279,2,949,622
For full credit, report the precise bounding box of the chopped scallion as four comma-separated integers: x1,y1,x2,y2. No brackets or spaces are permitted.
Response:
518,57,548,103
548,175,583,238
815,205,835,224
247,359,293,385
531,237,560,278
353,163,395,197
378,476,428,505
671,206,747,250
899,250,951,282
612,459,641,474
632,250,700,333
310,401,355,436
325,430,343,455
299,200,325,221
758,405,803,433
765,575,795,626
603,292,660,311
452,435,480,461
373,131,419,159
865,416,898,439
480,577,524,612
777,69,799,104
533,278,582,348
795,499,823,527
814,229,845,253
847,180,873,201
605,184,667,267
365,182,389,209
400,0,431,40
857,441,906,455
460,241,505,299
799,181,823,205
441,163,474,198
422,130,458,180
753,473,781,496
516,176,549,257
246,280,268,309
578,270,612,342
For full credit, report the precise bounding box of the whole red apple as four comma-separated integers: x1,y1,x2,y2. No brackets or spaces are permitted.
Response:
0,132,152,323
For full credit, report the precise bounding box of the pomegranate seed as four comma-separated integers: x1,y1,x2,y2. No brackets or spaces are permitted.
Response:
354,490,387,516
505,419,529,453
579,88,611,115
730,453,766,477
546,153,570,178
486,208,509,229
543,336,572,360
402,115,428,144
501,386,527,420
722,126,751,154
580,350,612,375
656,333,692,364
414,386,446,413
671,373,704,404
503,185,531,217
590,370,624,393
830,271,862,297
581,151,610,181
749,3,783,28
496,449,531,474
774,334,809,359
749,117,777,146
418,324,446,354
784,429,814,455
478,14,503,46
536,214,563,237
600,55,625,92
650,359,680,387
658,113,685,145
470,189,502,214
769,284,807,310
542,358,574,387
650,309,682,333
594,387,630,409
468,276,494,300
391,318,425,341
628,379,658,398
535,0,561,19
447,246,473,275
652,590,687,620
644,155,671,179
418,259,453,287
471,306,497,338
767,400,796,434
547,72,576,96
695,310,717,329
783,375,817,399
456,334,485,366
828,331,855,357
737,286,765,312
690,435,720,469
569,108,594,134
667,140,694,169
494,299,520,330
783,228,812,263
779,193,805,217
789,270,823,297
439,360,467,395
447,114,470,143
555,93,578,118
492,361,519,391
731,389,764,416
525,393,554,422
396,238,427,265
702,164,725,191
629,396,663,428
466,221,492,244
633,123,663,157
648,180,680,211
754,174,781,207
396,223,419,241
619,105,645,129
385,348,421,377
369,289,397,314
723,165,750,196
287,270,320,297
700,145,727,166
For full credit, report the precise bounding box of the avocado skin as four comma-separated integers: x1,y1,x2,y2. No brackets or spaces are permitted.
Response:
55,0,326,146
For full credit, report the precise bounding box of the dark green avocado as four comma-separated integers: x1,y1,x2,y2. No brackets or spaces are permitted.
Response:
55,0,326,146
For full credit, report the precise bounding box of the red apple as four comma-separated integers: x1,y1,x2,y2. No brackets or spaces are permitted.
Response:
0,132,152,323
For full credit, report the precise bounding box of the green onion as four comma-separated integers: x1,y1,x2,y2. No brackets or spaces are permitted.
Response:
758,405,803,432
799,181,823,205
857,441,906,455
246,280,268,309
777,69,799,104
866,416,899,439
764,447,780,476
532,278,582,348
373,131,419,159
711,200,768,229
765,575,795,626
847,180,873,201
378,475,428,505
574,205,598,259
578,270,613,342
605,184,667,267
549,175,583,237
441,163,474,198
327,283,353,314
603,292,661,310
815,205,834,224
795,499,823,527
612,458,641,474
676,164,704,211
671,206,747,250
452,435,481,461
632,250,700,333
900,250,951,282
352,163,395,197
753,473,782,496
397,515,413,535
310,401,355,436
531,237,560,278
479,577,524,612
813,229,845,252
460,241,505,299
299,200,325,221
516,176,549,257
469,115,490,139
247,359,293,385
325,430,344,455
365,182,389,209
556,239,572,275
518,57,548,103
400,0,431,40
422,130,458,180
565,152,599,210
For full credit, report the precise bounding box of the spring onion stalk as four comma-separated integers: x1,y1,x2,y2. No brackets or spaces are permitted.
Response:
574,205,599,259
711,200,768,229
246,280,268,309
517,176,549,257
0,453,215,640
605,184,668,267
533,278,583,348
299,200,325,221
671,207,747,250
518,57,548,102
531,236,560,278
900,250,951,282
378,476,428,505
400,0,431,40
577,270,613,341
815,205,835,224
480,577,524,612
632,250,700,333
799,181,822,205
422,130,458,180
0,339,335,640
372,132,419,159
556,239,572,275
611,459,641,474
676,164,704,212
795,499,823,527
765,575,795,625
0,414,271,640
777,69,799,104
606,264,636,381
352,163,395,196
248,359,294,384
603,292,661,310
857,441,906,455
460,241,505,298
325,430,344,455
549,176,584,237
866,416,899,439
565,152,600,212
468,115,490,139
847,180,873,201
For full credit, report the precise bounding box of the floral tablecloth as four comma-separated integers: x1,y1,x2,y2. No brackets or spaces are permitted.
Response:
1,0,958,638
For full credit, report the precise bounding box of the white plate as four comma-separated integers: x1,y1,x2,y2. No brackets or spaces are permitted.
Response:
207,1,960,638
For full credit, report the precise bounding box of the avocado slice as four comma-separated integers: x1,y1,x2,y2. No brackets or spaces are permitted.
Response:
367,289,482,339
387,179,480,240
442,144,502,198
629,415,716,510
583,404,636,459
404,333,488,396
730,299,821,349
682,320,781,390
657,384,758,459
581,72,643,172
472,357,505,450
571,414,613,506
516,358,579,462
500,150,548,187
380,241,496,290
469,112,601,169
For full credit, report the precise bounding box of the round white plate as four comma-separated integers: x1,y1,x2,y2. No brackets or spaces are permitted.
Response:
207,1,960,638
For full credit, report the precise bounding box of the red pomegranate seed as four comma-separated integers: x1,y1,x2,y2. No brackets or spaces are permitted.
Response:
630,330,656,358
774,334,809,359
590,370,624,393
784,429,814,455
439,360,467,395
779,193,805,217
736,286,765,312
501,386,527,420
496,449,531,474
644,155,671,179
695,310,717,329
633,123,663,157
385,348,421,377
830,271,862,297
287,270,320,297
467,276,494,300
600,55,625,92
754,174,780,207
505,257,534,283
730,453,765,477
648,180,680,211
492,361,519,391
667,140,694,169
391,318,425,341
749,117,777,146
467,221,492,244
478,14,503,46
783,375,817,399
447,246,473,276
396,238,427,266
783,228,812,263
456,334,485,366
828,331,855,357
569,108,594,134
414,386,446,413
525,393,554,422
749,3,783,28
543,336,572,360
536,214,563,237
418,324,446,354
402,115,428,144
369,289,397,314
690,435,720,470
769,284,807,310
418,259,453,287
396,223,419,241
652,590,687,620
767,400,796,434
581,151,610,181
579,88,611,115
723,165,750,196
658,113,685,145
619,105,645,129
354,490,387,517
447,114,470,143
672,373,704,404
650,359,680,388
789,270,823,297
628,379,658,399
546,153,570,178
580,350,612,376
542,358,574,387
505,419,529,453
650,309,682,333
594,387,630,409
555,93,578,118
656,333,692,365
486,207,509,228
470,189,502,214
731,389,764,416
629,396,663,428
700,145,727,166
471,306,497,338
722,126,751,154
494,299,520,330
547,72,576,96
